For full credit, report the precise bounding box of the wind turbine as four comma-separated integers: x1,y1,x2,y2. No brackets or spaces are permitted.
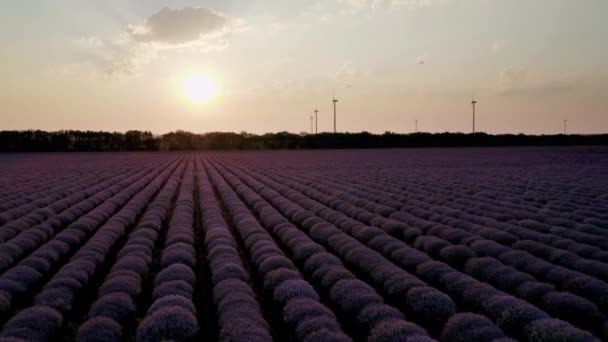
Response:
310,113,314,134
333,90,338,134
315,108,319,134
415,119,418,133
471,95,478,134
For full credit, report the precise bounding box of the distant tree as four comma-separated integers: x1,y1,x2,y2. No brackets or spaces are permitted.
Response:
0,130,607,152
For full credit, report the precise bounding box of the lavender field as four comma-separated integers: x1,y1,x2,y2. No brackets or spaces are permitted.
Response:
0,148,607,342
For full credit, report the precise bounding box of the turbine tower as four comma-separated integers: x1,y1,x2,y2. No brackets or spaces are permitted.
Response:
415,119,418,133
315,108,319,134
310,113,314,134
471,96,478,133
564,120,567,135
333,92,338,134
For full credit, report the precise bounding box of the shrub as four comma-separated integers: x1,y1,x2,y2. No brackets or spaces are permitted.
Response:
149,294,197,315
461,283,499,310
155,264,196,286
112,255,148,277
465,258,502,281
524,319,597,342
390,248,430,270
89,292,135,322
482,295,549,339
367,320,430,342
515,282,555,303
303,253,343,275
1,306,62,341
318,268,356,290
406,287,456,327
77,317,123,342
217,313,273,342
16,256,51,274
212,263,249,284
216,292,258,314
440,245,475,268
422,237,451,258
302,217,325,230
258,256,296,275
540,292,604,331
441,313,509,342
282,298,335,327
303,330,352,342
330,279,383,316
152,280,193,300
383,273,426,299
470,240,510,258
292,243,326,262
34,287,75,312
293,315,341,341
491,268,535,292
136,306,199,342
98,270,140,295
273,279,319,307
262,268,301,294
416,261,453,283
355,303,405,330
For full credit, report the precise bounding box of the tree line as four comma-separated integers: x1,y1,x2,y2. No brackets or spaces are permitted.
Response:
0,130,606,152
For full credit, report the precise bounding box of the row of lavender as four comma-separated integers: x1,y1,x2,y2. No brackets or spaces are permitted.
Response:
211,147,608,341
0,148,606,341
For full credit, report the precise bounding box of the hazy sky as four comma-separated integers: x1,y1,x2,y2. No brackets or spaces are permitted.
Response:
1,0,607,134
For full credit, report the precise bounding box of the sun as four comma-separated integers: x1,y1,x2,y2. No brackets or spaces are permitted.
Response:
182,75,218,104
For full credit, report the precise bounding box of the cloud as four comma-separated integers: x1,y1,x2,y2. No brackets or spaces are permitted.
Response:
390,0,439,9
341,0,440,12
335,61,361,82
497,67,581,96
73,36,104,49
128,7,231,44
306,0,440,17
74,7,243,76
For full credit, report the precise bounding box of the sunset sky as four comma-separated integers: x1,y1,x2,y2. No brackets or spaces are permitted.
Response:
1,0,607,134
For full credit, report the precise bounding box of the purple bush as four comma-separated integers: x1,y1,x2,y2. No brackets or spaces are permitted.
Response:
515,281,556,303
318,267,357,290
258,255,296,275
439,245,475,268
97,276,141,299
152,280,193,300
367,320,430,342
540,292,605,332
88,292,136,321
303,252,343,274
149,294,197,316
77,317,123,342
330,279,384,315
282,298,336,327
1,306,62,341
293,315,342,341
273,279,319,306
441,313,510,342
482,295,550,339
136,306,198,342
406,287,456,326
524,319,598,342
155,263,196,286
354,303,405,330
